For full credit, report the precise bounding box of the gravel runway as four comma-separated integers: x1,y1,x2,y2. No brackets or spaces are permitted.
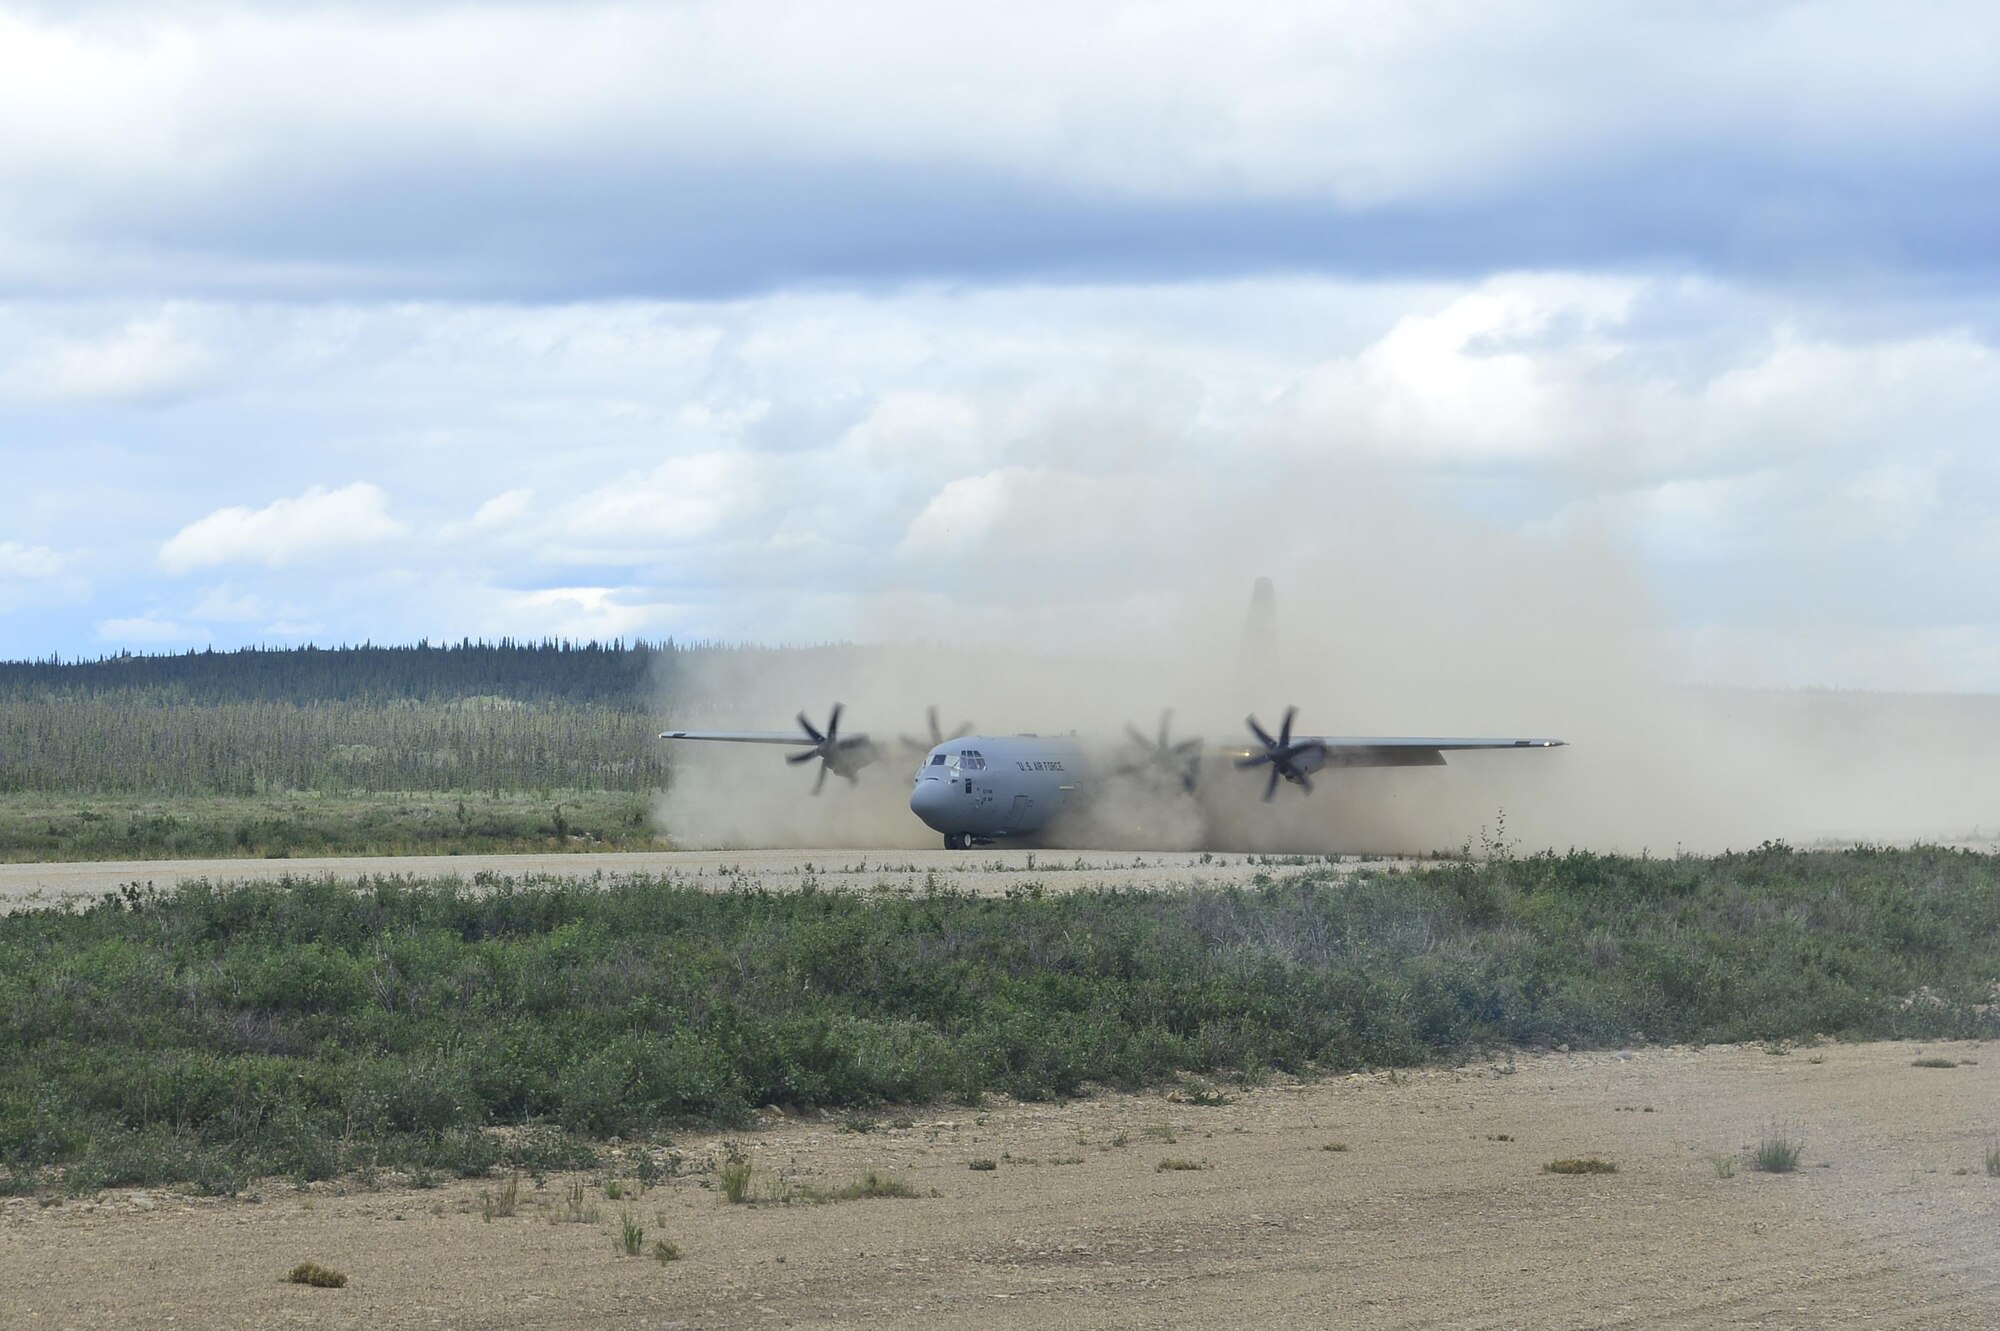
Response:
6,1040,1997,1328
0,847,1392,912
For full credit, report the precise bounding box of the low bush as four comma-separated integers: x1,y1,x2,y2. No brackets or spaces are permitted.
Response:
1753,1133,1804,1173
5,846,1998,1193
1543,1158,1618,1175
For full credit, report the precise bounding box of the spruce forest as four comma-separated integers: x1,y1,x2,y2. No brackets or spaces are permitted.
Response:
0,641,727,858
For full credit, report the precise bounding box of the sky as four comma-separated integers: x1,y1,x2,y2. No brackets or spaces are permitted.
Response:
3,0,1999,690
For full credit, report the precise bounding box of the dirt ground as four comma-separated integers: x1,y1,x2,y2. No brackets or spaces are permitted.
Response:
6,1040,1998,1329
0,847,1394,912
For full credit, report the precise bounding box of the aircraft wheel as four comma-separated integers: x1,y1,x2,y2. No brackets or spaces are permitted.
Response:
943,832,968,850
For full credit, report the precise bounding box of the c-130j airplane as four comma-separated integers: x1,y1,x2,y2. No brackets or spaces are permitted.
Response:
659,585,1565,849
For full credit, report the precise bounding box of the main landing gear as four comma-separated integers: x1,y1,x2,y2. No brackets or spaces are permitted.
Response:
943,832,970,850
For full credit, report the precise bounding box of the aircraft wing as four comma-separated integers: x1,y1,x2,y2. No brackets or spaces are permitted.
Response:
1220,736,1565,768
658,729,837,746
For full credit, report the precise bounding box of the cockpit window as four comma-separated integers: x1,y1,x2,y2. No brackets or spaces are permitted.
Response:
958,749,986,771
928,754,947,766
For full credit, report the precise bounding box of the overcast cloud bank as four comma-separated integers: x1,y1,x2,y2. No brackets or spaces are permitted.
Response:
1,1,1997,697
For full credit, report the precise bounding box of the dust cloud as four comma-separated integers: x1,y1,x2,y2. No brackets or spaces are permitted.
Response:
652,466,2000,855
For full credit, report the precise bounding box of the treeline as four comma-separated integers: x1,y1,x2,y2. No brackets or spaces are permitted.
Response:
0,697,668,795
0,638,866,708
0,639,877,798
0,640,677,706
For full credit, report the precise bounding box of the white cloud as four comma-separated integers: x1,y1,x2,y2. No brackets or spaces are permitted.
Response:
4,3,1997,208
0,274,1995,687
539,454,769,562
0,312,217,403
96,614,209,645
0,541,65,579
504,587,675,641
184,586,266,621
158,482,407,573
1,3,1996,297
1287,275,1638,464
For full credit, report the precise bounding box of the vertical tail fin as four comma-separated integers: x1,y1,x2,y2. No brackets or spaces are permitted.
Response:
1241,576,1277,661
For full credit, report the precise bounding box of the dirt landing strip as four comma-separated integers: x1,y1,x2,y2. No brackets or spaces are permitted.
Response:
0,848,1389,912
6,1041,1998,1329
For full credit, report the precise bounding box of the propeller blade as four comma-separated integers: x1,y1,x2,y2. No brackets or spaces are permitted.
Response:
787,749,817,765
1125,723,1151,748
1172,738,1204,757
1263,767,1280,801
797,711,825,744
1246,715,1275,748
1295,770,1313,796
1235,753,1272,769
1278,705,1296,749
824,703,843,744
812,765,828,795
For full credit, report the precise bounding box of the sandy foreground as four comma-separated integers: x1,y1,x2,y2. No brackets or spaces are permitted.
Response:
0,848,1395,912
5,1041,1999,1329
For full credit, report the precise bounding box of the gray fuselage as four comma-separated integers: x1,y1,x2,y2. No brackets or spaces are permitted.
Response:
908,735,1086,845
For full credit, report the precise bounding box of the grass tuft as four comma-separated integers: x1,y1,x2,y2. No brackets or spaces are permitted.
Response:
1156,1157,1207,1172
285,1261,347,1289
1752,1132,1804,1173
479,1173,519,1222
554,1178,601,1224
1912,1056,1959,1068
967,1158,997,1172
1712,1154,1737,1178
787,1171,920,1203
719,1158,754,1204
1543,1158,1617,1175
653,1238,682,1264
1322,1142,1350,1152
1986,1144,2000,1178
616,1211,645,1256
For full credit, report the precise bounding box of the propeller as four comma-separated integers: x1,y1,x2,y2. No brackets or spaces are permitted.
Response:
900,705,975,753
1235,705,1325,800
787,704,874,795
1115,709,1204,794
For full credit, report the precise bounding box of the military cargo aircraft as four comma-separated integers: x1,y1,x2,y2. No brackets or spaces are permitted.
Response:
660,579,1562,848
661,701,1562,850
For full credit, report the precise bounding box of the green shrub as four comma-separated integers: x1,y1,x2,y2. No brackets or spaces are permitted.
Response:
719,1156,754,1204
787,1171,919,1202
285,1262,347,1288
1753,1133,1803,1173
1544,1158,1617,1175
5,847,2000,1194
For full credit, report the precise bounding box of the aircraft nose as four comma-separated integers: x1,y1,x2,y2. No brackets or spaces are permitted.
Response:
909,776,952,830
